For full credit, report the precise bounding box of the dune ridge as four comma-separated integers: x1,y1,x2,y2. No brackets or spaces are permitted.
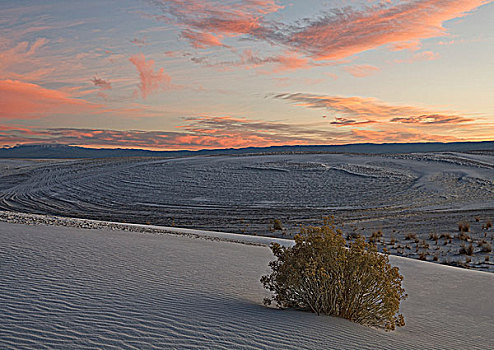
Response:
0,219,493,349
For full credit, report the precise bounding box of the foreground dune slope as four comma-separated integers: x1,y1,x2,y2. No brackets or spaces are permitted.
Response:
0,221,493,349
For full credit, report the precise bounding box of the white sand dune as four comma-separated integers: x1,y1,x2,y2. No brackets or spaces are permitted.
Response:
0,221,493,349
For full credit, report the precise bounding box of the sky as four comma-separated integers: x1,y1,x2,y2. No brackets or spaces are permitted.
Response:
1,0,493,150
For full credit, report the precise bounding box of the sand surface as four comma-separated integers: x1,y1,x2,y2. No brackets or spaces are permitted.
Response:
1,221,493,349
1,153,493,271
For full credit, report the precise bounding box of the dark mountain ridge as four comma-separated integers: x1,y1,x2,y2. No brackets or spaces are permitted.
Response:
1,141,493,158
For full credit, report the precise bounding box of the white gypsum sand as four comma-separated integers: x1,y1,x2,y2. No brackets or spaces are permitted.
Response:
1,153,493,272
0,220,493,349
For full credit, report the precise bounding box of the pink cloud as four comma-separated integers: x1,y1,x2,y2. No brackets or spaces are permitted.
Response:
149,0,487,66
278,0,488,60
0,79,162,121
275,93,477,126
351,128,460,143
0,38,54,81
129,53,171,99
152,0,281,34
191,49,312,72
343,64,380,78
395,50,440,64
0,79,98,119
181,29,225,48
389,40,422,51
0,115,348,150
239,50,310,72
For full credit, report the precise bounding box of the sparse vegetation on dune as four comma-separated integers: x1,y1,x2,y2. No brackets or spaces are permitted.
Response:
261,220,407,331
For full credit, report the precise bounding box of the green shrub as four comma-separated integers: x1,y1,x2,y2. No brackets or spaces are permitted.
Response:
260,223,407,331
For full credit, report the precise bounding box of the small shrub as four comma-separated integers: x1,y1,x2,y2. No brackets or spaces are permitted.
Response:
273,219,283,231
261,223,407,331
405,233,417,240
459,243,474,256
481,242,492,253
457,231,471,241
372,230,383,238
486,220,493,229
477,239,487,247
420,240,430,249
458,222,470,232
440,233,452,240
428,233,439,241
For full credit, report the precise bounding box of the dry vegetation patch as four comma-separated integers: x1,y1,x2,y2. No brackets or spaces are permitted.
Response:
261,221,407,331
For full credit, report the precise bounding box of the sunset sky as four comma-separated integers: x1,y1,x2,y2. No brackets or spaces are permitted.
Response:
1,0,493,150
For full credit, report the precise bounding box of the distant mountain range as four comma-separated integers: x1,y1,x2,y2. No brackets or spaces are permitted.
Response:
1,141,493,159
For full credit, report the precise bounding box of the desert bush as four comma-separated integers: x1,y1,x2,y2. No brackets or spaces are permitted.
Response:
481,242,492,253
261,223,407,331
440,233,452,240
486,219,493,229
420,240,430,249
272,219,283,231
456,231,471,241
459,243,474,256
458,222,470,232
428,233,439,242
405,233,417,240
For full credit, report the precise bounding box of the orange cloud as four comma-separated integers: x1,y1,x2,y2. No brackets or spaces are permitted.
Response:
274,93,474,125
351,128,460,143
129,53,171,99
0,79,162,121
150,0,282,54
0,38,54,81
181,30,225,48
239,50,310,72
275,93,421,120
0,115,348,149
191,49,311,72
279,0,488,60
0,79,98,119
151,0,487,63
343,64,380,78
